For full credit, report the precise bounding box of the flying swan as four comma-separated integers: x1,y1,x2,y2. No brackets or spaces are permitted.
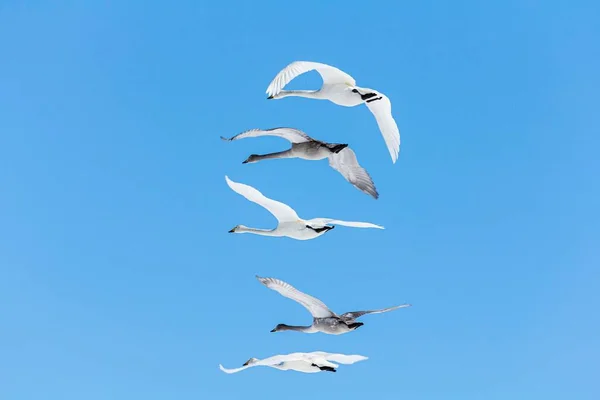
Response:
221,127,378,199
257,276,411,334
219,351,368,374
266,61,401,163
225,176,383,240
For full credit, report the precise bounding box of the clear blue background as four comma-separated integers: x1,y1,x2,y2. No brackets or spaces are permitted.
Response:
1,1,599,399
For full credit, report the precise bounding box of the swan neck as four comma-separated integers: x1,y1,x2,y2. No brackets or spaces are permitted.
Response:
237,227,280,236
252,150,294,161
277,324,314,332
277,90,321,99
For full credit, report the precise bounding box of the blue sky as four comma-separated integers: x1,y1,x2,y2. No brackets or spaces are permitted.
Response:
1,1,599,399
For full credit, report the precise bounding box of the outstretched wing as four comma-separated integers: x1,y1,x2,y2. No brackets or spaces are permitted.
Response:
256,276,334,318
266,61,356,97
339,304,411,322
364,93,400,164
225,176,299,222
218,364,254,374
328,147,378,199
308,352,368,365
221,127,313,144
307,218,384,229
218,354,295,374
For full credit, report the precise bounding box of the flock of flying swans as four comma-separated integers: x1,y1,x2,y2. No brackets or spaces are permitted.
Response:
219,61,407,374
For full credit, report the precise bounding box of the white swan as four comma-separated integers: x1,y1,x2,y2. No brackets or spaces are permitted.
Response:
257,276,411,334
225,176,383,240
219,351,368,374
266,61,401,163
221,127,378,199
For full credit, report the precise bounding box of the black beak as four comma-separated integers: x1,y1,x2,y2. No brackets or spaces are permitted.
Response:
228,228,235,233
267,95,273,99
270,328,276,333
242,159,249,164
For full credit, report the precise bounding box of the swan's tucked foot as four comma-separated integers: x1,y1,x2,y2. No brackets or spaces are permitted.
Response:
306,225,334,233
313,364,336,372
347,322,364,330
366,96,383,103
352,88,379,102
329,143,349,153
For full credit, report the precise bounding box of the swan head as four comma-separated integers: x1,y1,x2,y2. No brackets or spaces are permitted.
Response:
270,324,288,333
243,357,259,366
267,92,285,100
242,154,259,164
228,225,247,233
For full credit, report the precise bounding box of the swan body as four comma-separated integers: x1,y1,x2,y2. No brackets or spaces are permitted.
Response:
219,352,368,374
257,276,411,335
266,61,401,163
221,127,378,199
225,176,383,240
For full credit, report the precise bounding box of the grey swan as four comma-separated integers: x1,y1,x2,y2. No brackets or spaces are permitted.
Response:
257,276,411,335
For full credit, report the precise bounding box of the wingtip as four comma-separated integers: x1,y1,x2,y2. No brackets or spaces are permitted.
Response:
349,355,369,363
218,364,234,374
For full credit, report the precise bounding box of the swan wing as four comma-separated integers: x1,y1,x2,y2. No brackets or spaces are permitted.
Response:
256,276,334,318
219,354,295,374
328,147,378,199
266,61,356,97
364,93,401,163
308,218,384,229
221,127,312,144
289,353,338,368
218,364,254,374
257,354,298,365
225,176,299,222
340,304,412,322
308,352,368,365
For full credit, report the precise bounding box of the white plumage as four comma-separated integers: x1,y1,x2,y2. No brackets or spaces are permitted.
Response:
225,176,383,240
219,351,368,374
266,61,401,163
